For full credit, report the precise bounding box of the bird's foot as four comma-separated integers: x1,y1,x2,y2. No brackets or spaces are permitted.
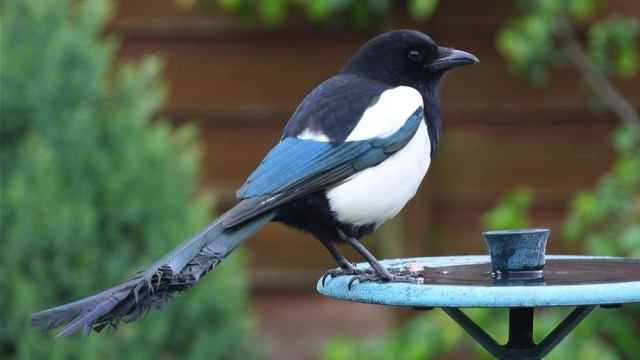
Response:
322,262,423,289
321,263,375,286
346,271,423,290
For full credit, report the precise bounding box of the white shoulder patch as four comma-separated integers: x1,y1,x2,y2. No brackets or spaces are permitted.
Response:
345,86,423,142
296,128,331,142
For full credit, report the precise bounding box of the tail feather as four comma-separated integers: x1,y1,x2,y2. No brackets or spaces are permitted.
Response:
31,208,276,338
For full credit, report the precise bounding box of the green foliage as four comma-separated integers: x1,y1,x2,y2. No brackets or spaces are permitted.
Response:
589,16,640,77
0,0,257,358
407,0,438,21
481,187,534,230
531,306,640,360
496,0,640,86
321,310,468,360
564,126,640,257
497,12,561,85
184,0,439,28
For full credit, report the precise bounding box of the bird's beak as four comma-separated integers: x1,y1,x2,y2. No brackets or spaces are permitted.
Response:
427,48,479,71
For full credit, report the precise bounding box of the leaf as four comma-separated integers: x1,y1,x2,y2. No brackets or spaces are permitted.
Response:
482,187,534,230
408,0,438,20
259,0,289,25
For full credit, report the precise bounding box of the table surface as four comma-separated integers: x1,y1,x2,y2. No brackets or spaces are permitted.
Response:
317,255,640,308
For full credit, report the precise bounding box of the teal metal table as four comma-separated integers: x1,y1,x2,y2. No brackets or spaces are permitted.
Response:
317,255,640,359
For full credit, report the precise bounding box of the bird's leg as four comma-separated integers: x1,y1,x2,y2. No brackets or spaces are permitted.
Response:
341,234,423,289
319,239,374,286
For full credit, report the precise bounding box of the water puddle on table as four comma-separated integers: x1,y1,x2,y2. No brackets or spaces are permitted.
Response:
390,258,640,287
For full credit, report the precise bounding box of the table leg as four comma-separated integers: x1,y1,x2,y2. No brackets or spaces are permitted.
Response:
441,307,507,358
440,306,596,359
535,305,595,358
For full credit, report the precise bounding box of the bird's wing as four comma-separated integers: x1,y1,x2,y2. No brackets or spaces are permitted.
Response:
223,105,424,227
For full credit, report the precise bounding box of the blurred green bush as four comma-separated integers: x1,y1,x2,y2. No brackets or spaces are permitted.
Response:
0,0,257,358
181,0,438,28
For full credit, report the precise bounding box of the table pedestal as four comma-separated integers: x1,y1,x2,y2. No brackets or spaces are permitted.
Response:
437,306,595,359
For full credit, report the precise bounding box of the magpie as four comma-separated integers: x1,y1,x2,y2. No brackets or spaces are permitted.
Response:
31,29,478,337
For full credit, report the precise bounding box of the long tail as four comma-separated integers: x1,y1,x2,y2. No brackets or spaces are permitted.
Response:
30,208,276,338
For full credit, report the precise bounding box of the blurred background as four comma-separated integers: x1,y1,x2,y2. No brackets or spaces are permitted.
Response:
1,0,638,359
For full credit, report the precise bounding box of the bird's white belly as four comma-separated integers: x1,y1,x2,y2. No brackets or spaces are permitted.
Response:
326,121,431,227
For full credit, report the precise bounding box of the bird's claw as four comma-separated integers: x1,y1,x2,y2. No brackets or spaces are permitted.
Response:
322,266,424,290
347,272,424,290
321,266,375,286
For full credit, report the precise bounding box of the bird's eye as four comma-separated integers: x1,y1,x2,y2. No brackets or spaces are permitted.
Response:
408,49,423,62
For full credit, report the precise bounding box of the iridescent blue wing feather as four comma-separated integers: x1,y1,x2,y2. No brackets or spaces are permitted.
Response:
224,106,423,227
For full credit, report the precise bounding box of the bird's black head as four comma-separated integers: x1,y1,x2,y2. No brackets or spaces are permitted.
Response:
341,30,478,159
341,29,478,94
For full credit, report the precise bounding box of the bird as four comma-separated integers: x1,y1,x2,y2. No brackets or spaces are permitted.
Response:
31,29,478,338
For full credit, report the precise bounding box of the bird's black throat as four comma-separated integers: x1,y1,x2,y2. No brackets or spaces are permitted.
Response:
420,83,443,159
